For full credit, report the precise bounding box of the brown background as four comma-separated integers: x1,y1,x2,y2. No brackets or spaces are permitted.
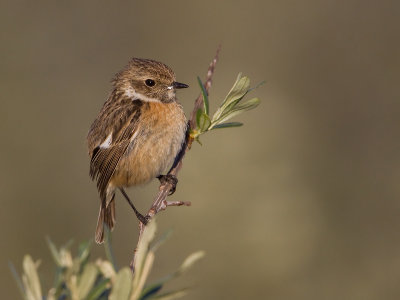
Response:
1,1,400,299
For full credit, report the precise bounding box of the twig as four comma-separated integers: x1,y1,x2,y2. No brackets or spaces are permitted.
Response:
130,46,221,271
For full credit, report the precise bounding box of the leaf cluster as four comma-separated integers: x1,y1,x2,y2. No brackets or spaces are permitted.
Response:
10,220,204,300
190,73,262,144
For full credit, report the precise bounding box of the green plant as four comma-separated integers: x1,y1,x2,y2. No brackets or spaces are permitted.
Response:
10,219,204,300
190,73,262,144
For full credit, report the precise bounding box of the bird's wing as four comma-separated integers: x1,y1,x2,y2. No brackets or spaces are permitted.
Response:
89,100,143,204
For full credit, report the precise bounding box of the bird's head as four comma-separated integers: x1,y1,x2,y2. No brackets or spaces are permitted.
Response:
113,58,188,103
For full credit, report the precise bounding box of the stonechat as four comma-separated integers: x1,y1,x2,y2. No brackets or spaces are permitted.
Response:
87,58,188,244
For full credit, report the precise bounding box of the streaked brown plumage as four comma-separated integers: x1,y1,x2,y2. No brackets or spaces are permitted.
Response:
87,58,188,243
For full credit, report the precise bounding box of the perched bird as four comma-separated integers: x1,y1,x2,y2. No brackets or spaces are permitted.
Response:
87,58,188,244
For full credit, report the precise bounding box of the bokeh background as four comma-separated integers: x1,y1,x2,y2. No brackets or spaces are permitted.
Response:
1,1,400,299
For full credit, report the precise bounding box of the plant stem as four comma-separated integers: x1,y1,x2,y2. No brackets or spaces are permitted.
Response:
130,46,221,271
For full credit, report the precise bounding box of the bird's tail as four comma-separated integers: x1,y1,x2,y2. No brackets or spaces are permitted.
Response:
95,194,116,244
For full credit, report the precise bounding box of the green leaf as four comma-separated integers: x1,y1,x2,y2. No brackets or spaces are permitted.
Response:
133,219,157,288
195,136,202,146
132,251,155,300
77,263,98,299
104,226,118,271
211,122,243,129
212,98,260,125
86,278,110,300
46,237,61,267
139,283,163,300
150,229,172,253
9,261,27,299
233,97,260,111
198,112,211,132
247,80,266,93
78,240,91,265
213,73,250,120
50,267,65,299
213,110,245,125
195,108,203,129
176,251,205,276
109,267,132,300
197,76,209,115
97,259,116,279
144,250,205,293
22,255,42,300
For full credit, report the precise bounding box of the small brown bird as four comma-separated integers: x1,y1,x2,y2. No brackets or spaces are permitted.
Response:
87,58,188,244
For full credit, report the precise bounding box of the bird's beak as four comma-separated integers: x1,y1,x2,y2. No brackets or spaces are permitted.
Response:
172,81,189,89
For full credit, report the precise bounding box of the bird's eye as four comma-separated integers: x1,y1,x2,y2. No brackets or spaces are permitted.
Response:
145,79,155,87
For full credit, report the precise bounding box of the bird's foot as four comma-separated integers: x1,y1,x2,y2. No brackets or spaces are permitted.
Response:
137,213,151,225
157,174,178,195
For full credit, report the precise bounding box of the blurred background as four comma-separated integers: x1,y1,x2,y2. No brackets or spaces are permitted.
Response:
1,0,399,299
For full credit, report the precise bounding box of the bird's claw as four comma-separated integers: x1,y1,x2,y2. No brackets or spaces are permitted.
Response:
157,174,178,195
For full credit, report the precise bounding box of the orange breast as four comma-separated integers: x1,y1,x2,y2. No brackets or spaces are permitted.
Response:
111,101,187,187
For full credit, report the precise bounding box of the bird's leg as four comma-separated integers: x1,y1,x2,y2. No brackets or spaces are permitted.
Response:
119,188,149,225
157,174,178,195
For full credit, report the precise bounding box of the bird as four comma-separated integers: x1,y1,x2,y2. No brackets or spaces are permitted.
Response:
87,58,188,244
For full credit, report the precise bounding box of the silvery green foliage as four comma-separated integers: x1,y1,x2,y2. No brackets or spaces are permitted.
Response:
191,73,262,143
11,219,204,300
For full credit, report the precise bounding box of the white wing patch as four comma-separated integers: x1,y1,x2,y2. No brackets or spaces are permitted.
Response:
130,131,139,142
100,133,112,149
